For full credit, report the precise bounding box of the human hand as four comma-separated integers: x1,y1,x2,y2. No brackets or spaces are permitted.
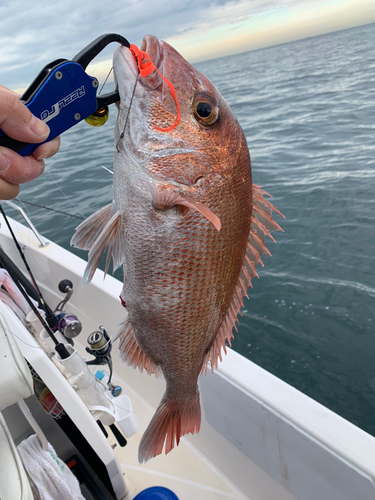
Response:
0,84,60,199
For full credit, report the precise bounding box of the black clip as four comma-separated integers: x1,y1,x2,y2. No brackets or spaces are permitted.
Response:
72,33,130,108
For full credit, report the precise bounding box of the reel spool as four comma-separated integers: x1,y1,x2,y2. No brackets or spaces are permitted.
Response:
86,326,112,360
55,312,82,338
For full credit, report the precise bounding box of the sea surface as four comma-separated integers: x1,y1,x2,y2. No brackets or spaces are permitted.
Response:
9,23,375,435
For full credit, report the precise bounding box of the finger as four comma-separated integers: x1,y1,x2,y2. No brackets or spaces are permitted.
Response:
0,147,45,185
0,84,20,97
32,135,61,161
0,177,20,200
0,92,50,143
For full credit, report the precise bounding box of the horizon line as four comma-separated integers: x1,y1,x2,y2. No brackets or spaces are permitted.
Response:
192,19,375,66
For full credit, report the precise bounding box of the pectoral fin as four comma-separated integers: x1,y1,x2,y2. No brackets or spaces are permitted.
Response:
146,179,221,231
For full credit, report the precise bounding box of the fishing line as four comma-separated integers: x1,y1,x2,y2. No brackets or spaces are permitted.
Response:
98,66,114,96
47,171,86,220
116,74,139,153
102,166,113,175
15,199,85,220
6,328,43,350
41,66,115,221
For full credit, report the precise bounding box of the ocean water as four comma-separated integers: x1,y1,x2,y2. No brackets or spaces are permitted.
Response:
9,23,375,435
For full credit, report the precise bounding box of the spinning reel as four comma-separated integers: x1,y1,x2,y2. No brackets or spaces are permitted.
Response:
86,327,122,397
54,279,121,397
54,279,82,338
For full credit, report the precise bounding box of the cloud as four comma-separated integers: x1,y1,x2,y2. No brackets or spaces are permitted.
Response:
0,0,373,90
1,0,248,88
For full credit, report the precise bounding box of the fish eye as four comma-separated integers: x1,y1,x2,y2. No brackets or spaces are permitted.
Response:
193,94,219,126
196,102,212,118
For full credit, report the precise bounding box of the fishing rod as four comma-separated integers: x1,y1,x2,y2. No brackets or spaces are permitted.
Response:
0,245,128,445
0,203,85,340
0,251,69,358
0,204,121,382
0,204,52,316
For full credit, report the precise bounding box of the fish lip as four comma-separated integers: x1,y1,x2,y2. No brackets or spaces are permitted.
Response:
114,45,139,81
113,46,138,112
113,36,164,95
137,36,164,91
140,35,163,71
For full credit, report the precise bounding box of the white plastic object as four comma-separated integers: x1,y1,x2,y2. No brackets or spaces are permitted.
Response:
56,345,115,425
39,328,66,355
0,300,128,500
111,394,137,438
89,394,137,438
26,310,45,336
91,369,137,436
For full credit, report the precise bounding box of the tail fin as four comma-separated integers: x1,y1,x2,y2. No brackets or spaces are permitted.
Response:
138,391,201,463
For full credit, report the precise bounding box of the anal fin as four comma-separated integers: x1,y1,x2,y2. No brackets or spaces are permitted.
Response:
117,317,161,377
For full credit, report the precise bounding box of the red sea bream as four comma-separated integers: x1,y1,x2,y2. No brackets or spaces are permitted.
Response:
72,35,284,463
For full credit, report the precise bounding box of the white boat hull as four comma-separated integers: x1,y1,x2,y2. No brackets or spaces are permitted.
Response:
1,213,374,500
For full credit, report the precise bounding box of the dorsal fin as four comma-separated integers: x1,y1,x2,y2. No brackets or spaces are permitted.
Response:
71,204,123,284
201,184,284,375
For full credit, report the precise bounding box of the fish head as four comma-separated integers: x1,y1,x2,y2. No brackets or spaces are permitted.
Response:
113,35,249,188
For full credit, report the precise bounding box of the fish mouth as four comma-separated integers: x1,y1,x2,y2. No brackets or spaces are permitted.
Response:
114,35,164,94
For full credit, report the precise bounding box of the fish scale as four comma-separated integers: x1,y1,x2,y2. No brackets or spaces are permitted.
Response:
71,34,283,463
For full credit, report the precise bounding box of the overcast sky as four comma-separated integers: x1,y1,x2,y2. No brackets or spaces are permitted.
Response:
1,0,374,92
